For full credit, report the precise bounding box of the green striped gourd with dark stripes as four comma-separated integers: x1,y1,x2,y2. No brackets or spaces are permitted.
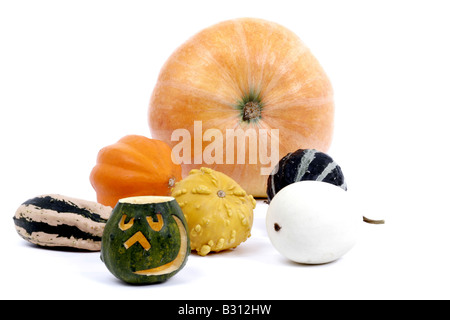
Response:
13,194,112,251
267,149,347,202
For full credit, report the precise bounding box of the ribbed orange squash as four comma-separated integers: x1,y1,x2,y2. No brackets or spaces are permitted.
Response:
90,135,182,207
148,18,334,198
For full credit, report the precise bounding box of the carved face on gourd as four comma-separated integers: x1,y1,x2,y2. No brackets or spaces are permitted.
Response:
101,196,190,284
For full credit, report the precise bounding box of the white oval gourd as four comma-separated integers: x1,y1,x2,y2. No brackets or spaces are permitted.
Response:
266,181,361,264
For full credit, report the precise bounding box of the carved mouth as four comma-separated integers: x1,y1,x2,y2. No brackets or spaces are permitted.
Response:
133,216,188,276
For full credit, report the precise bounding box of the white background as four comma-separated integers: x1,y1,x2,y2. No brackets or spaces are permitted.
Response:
1,0,450,300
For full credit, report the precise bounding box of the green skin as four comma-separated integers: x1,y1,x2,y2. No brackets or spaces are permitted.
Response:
101,199,190,285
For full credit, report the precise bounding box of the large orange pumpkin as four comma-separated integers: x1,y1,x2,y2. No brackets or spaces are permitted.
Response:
148,18,334,198
90,135,182,207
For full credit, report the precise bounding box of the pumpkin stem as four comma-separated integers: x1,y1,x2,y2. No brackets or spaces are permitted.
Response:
242,101,262,121
363,216,385,224
237,89,263,123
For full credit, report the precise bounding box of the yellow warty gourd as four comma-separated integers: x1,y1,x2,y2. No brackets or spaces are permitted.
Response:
171,167,256,256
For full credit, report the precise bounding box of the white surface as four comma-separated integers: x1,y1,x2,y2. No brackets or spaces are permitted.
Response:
266,181,360,265
1,0,450,300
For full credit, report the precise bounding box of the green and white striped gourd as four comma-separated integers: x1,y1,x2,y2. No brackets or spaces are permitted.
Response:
13,194,112,251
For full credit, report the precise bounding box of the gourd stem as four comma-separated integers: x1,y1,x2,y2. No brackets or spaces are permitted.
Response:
242,101,261,121
363,216,385,224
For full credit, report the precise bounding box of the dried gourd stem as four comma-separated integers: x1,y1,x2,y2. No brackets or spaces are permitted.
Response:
242,101,262,121
363,216,385,224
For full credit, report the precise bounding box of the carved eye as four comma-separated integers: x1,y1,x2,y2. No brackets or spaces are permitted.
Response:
146,213,164,231
118,215,134,231
118,213,165,232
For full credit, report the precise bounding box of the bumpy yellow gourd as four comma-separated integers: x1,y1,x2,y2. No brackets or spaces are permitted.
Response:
171,167,256,256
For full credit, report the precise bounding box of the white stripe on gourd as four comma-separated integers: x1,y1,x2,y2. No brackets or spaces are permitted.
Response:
294,149,317,181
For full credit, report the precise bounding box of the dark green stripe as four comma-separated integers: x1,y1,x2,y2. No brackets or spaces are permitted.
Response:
13,216,102,243
22,196,108,223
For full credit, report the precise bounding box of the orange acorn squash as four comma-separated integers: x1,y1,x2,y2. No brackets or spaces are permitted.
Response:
148,18,334,198
90,135,182,208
